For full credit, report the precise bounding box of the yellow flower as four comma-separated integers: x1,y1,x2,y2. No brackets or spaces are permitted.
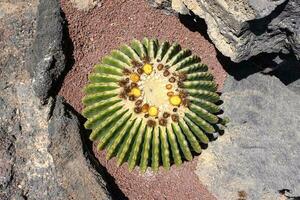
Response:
148,106,158,117
169,95,182,106
129,73,140,83
130,87,141,97
143,64,153,75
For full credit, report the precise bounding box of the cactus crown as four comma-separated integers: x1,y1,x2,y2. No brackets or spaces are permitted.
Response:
82,38,225,172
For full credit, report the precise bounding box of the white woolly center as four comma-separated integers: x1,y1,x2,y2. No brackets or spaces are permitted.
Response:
142,74,169,106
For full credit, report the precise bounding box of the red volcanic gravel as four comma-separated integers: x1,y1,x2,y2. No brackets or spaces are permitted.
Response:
59,0,227,199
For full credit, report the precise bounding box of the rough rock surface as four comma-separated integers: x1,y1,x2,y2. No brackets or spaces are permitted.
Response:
149,0,300,62
70,0,101,11
48,96,111,200
0,1,112,199
30,0,66,103
195,73,300,200
0,98,19,199
147,0,177,14
0,1,39,198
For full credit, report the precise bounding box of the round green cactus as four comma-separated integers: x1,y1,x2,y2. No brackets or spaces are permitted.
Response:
82,38,224,172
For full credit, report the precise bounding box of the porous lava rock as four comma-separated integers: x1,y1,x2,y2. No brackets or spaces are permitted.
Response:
149,0,300,62
30,0,66,103
0,1,112,199
48,96,112,200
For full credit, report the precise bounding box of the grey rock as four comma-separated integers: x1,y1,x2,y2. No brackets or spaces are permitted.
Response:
288,79,300,95
0,97,16,123
147,0,176,15
1,1,112,199
30,0,65,103
48,96,112,200
149,0,300,62
247,0,286,18
70,0,102,11
14,81,66,200
195,73,300,200
0,1,49,199
10,79,112,200
0,98,16,200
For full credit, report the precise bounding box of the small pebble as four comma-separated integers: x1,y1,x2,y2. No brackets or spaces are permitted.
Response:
142,104,149,113
118,79,128,87
167,91,174,97
124,86,131,93
123,68,131,75
131,60,142,67
163,69,170,77
147,119,156,127
129,95,135,101
166,84,172,90
142,56,150,63
178,81,184,88
182,99,190,107
131,82,138,88
179,90,188,98
171,114,179,122
137,68,143,75
134,107,142,113
135,99,143,106
157,64,164,71
163,112,170,118
119,91,127,99
169,77,176,83
159,118,167,126
178,73,187,81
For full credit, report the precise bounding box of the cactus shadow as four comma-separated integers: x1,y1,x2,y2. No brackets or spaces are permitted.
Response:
66,104,128,200
49,9,75,100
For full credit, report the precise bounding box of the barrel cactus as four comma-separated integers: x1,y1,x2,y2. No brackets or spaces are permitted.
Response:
82,38,225,172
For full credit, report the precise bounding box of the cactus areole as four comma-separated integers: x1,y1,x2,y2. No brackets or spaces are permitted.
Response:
82,38,225,172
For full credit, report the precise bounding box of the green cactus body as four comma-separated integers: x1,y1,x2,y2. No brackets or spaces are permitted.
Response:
82,38,226,172
116,118,142,166
178,119,202,153
151,126,160,171
140,126,153,172
166,124,182,166
171,123,193,161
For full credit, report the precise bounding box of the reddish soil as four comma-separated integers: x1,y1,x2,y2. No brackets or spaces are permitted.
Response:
94,146,216,200
59,0,227,199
